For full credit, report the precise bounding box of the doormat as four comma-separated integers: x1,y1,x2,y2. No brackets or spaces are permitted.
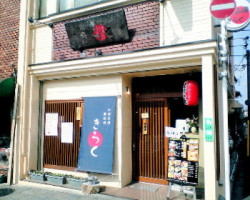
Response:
128,183,159,192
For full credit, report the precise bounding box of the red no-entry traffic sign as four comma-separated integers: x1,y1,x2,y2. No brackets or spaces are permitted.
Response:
210,0,236,19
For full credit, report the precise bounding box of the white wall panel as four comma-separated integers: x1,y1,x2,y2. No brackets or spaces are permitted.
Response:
31,26,52,64
162,0,213,45
43,75,122,100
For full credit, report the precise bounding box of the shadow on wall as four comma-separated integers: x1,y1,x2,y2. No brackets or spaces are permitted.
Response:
167,0,193,44
171,0,193,32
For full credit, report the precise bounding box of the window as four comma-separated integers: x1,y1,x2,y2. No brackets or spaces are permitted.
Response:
39,0,102,18
39,0,48,18
74,0,99,8
59,0,74,12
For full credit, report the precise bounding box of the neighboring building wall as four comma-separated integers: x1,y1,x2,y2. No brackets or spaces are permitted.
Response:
0,0,20,78
52,1,159,61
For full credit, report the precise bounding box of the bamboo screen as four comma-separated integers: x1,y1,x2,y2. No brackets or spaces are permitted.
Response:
43,100,83,170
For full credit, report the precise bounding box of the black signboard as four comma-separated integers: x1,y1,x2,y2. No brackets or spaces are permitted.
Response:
167,138,199,186
65,9,130,51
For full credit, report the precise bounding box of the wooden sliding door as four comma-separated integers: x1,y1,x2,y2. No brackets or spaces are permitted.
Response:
133,98,169,185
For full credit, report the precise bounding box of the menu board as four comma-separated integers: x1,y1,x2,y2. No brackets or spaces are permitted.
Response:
167,138,199,186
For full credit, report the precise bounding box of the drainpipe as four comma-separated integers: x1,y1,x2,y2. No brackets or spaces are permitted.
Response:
219,20,230,200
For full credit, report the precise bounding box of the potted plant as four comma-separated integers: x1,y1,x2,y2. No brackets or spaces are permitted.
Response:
186,115,199,133
29,170,47,182
45,172,67,185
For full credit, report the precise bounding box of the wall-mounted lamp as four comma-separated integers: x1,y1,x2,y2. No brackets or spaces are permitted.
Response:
28,17,53,28
96,50,103,56
10,62,17,79
28,17,35,23
126,87,131,95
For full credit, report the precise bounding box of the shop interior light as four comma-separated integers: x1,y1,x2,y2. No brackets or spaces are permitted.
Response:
126,87,130,95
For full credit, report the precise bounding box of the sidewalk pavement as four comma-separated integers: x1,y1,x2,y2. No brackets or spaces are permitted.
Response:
0,181,204,200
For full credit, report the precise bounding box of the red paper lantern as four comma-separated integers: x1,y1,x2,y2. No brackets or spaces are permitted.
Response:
183,80,199,106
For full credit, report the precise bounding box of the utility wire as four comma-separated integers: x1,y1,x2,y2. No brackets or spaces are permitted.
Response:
230,45,248,47
229,37,250,40
235,54,245,66
234,55,247,72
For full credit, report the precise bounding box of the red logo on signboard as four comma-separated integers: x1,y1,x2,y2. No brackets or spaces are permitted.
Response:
93,24,107,41
210,0,236,19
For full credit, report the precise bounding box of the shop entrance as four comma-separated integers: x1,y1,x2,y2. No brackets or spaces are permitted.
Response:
133,98,169,184
132,73,200,185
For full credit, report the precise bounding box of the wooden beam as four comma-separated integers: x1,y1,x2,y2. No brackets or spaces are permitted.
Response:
135,92,182,100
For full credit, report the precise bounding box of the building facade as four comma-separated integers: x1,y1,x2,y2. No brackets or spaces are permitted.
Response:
13,0,235,199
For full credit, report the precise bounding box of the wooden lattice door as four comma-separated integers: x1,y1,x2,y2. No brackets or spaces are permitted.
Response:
43,100,83,170
133,98,169,184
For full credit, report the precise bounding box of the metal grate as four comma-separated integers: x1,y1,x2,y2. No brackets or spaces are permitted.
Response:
43,100,83,170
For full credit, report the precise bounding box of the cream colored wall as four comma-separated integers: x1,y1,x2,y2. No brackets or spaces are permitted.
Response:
12,0,34,184
42,75,124,187
43,76,122,99
202,55,217,200
120,76,132,187
31,26,53,64
161,0,213,46
27,76,40,171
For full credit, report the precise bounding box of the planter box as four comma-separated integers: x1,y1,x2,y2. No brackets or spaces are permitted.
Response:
46,175,66,185
88,177,99,185
29,173,46,182
66,178,88,188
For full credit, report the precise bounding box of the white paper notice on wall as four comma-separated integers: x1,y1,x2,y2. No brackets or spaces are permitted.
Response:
45,113,58,136
165,127,180,139
61,122,73,143
175,119,188,133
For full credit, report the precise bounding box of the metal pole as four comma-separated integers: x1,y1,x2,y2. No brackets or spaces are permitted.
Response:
7,84,19,185
220,19,230,200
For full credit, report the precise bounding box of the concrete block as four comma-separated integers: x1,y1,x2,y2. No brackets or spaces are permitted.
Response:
82,184,106,194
